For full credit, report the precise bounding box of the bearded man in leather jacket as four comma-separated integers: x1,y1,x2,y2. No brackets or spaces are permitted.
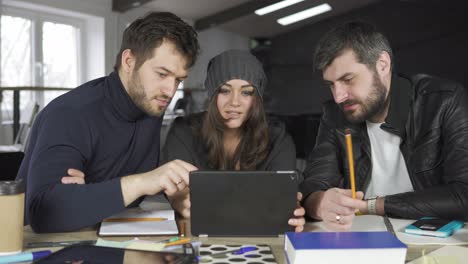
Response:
301,21,468,231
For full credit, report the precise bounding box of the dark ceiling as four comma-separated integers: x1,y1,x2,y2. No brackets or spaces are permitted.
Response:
116,0,383,38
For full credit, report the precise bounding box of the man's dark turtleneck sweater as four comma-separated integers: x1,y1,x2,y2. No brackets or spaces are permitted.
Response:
17,71,163,233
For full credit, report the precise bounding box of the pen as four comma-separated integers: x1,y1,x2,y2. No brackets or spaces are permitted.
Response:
27,240,96,248
345,128,361,215
103,217,167,222
200,246,257,260
0,250,51,263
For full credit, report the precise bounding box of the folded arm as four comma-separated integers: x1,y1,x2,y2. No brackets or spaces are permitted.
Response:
26,142,126,233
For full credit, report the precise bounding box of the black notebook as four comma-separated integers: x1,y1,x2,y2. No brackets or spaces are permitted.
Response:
35,244,197,263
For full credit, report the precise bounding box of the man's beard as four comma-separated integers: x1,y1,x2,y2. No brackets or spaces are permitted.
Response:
127,72,171,117
340,71,388,124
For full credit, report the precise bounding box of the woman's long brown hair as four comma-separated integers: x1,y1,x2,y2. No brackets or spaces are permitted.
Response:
200,91,269,170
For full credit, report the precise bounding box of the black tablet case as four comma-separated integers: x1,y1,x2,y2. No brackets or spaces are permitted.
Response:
190,171,299,237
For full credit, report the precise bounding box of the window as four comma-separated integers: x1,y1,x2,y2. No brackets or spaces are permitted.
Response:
0,14,33,120
42,21,80,105
168,84,184,113
0,6,82,122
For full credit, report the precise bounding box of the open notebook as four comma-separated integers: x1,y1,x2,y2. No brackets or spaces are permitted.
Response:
407,245,468,264
98,195,179,236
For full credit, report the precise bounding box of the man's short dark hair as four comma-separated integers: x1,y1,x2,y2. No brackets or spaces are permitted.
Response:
313,21,393,72
114,12,200,71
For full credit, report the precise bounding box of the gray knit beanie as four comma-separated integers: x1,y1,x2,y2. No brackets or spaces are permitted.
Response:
204,49,267,99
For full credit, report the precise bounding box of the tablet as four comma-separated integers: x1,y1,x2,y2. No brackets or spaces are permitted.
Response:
190,170,299,237
35,244,197,263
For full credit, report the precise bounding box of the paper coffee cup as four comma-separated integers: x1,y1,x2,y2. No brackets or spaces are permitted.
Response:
0,180,25,255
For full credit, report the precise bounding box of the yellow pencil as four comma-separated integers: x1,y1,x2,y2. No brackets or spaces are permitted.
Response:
344,128,357,199
164,238,191,247
102,217,167,222
345,128,362,215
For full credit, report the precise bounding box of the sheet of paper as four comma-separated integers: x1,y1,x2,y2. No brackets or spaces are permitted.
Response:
307,215,468,246
96,238,165,252
351,215,388,231
407,245,468,264
310,215,388,232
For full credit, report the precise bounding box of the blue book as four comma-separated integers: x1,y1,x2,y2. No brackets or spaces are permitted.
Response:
285,232,407,264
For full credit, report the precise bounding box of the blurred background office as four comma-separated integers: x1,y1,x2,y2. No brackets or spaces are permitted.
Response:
1,0,467,179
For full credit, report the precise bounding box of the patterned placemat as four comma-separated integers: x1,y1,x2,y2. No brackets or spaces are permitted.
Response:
198,244,277,264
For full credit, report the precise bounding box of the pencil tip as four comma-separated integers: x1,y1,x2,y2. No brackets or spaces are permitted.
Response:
345,128,351,135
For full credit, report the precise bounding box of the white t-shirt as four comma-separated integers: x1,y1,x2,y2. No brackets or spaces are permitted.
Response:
365,121,414,198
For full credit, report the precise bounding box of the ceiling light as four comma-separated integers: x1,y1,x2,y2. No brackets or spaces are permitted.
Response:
255,0,305,16
131,2,141,7
277,3,332,26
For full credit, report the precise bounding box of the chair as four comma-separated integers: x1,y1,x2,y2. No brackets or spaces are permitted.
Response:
267,113,321,159
0,101,39,181
0,101,39,152
267,113,321,174
14,102,40,148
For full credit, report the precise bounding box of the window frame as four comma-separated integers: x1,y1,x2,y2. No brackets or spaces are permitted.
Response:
1,5,85,119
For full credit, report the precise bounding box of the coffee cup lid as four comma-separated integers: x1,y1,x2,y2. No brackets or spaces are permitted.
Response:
0,180,25,195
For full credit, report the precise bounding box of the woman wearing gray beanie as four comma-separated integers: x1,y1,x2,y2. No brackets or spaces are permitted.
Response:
161,49,305,231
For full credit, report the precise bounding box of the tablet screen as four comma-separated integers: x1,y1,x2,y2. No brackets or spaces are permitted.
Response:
35,244,197,263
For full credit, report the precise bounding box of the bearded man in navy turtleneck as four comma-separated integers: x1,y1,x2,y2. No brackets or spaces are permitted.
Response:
17,12,200,233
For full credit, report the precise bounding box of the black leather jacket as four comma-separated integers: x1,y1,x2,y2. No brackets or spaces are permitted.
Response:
301,74,468,220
